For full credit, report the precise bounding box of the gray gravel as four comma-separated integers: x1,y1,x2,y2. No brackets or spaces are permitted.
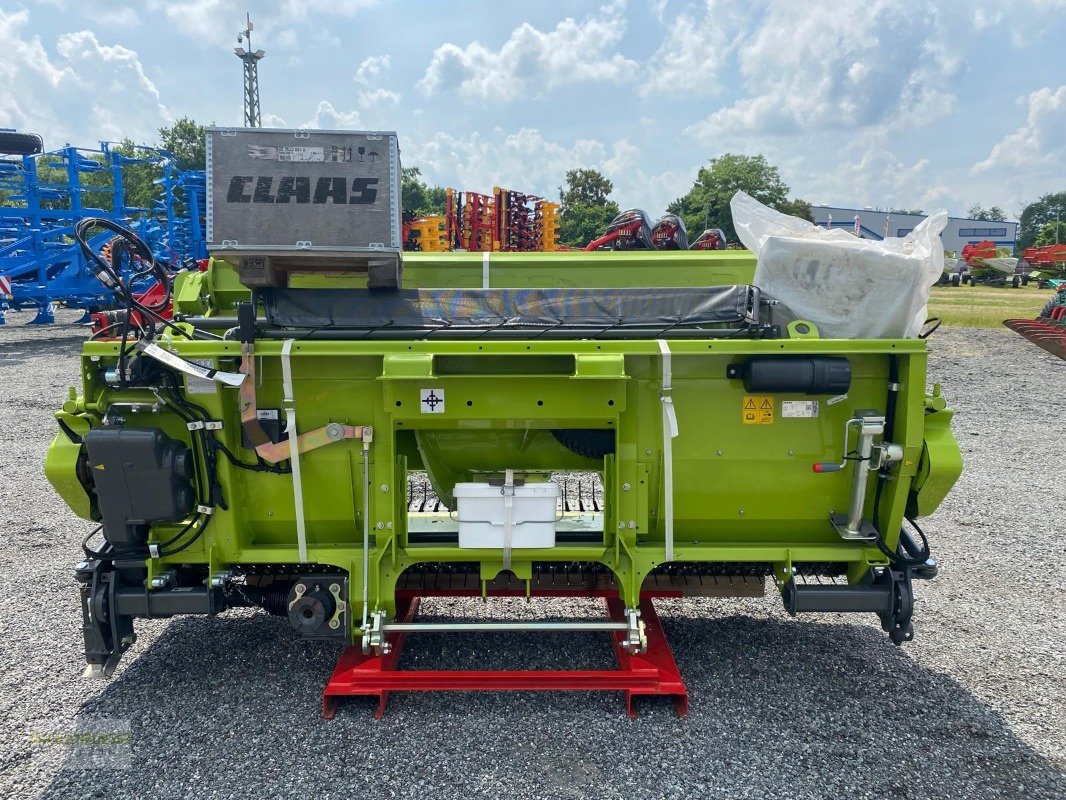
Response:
0,309,1063,799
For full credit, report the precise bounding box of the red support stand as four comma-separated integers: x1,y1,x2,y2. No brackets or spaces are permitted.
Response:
322,591,688,719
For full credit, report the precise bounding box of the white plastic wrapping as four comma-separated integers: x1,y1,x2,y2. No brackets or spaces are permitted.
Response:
731,192,948,339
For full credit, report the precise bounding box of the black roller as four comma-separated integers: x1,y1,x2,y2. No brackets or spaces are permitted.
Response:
727,356,851,395
550,429,615,459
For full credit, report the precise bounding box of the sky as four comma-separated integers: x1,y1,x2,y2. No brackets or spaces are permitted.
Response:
1,0,1064,220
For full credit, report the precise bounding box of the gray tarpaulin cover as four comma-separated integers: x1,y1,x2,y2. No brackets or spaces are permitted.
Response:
262,286,751,332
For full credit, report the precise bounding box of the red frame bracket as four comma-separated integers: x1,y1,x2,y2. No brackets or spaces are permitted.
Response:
322,590,688,719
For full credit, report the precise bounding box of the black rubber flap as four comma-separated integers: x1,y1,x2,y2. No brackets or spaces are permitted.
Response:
262,286,750,332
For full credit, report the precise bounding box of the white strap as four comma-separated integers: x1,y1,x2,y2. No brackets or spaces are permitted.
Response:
482,251,490,289
657,340,678,561
281,339,308,563
501,468,513,571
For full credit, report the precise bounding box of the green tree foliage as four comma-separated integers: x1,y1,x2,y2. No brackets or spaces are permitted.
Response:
966,203,1007,222
401,166,446,216
111,139,163,210
667,154,810,243
159,117,207,170
776,198,814,222
1034,221,1066,247
888,207,924,216
1018,191,1066,251
558,168,620,247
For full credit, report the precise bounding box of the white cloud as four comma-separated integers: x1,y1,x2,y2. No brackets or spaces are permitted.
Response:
641,0,744,97
147,0,243,46
300,100,363,129
0,9,168,146
145,0,377,47
274,29,298,48
685,1,960,142
279,0,378,21
358,88,401,110
96,6,141,27
800,144,956,212
353,54,390,85
417,1,637,103
972,85,1066,174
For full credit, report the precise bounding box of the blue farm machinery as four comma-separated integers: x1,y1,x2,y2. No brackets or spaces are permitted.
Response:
0,130,206,324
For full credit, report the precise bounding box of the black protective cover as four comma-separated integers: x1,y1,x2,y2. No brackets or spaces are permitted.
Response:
262,285,751,334
83,427,195,545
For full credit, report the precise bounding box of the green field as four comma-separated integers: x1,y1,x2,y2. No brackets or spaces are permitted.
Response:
927,284,1051,328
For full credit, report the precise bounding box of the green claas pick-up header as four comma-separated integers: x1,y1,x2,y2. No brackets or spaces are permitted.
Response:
44,130,961,717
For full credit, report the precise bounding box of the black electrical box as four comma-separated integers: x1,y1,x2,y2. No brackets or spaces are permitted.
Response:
83,427,196,546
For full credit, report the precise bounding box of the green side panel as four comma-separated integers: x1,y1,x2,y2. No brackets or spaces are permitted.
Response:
907,406,963,518
51,254,964,629
43,413,93,521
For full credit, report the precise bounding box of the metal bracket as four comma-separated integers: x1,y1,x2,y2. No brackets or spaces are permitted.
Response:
814,414,904,541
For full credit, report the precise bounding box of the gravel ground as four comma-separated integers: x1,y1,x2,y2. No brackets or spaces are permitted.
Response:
0,309,1063,800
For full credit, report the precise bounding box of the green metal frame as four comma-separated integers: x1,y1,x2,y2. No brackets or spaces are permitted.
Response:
46,253,963,645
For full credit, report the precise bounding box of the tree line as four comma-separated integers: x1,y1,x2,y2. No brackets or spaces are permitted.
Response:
404,151,1065,252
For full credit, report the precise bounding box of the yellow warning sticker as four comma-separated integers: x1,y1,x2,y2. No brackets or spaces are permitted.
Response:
742,395,774,425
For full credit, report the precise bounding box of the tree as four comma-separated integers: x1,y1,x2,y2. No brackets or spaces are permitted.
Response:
111,139,163,210
1034,221,1066,247
560,168,615,207
1018,192,1066,251
401,166,446,216
888,207,924,216
776,198,814,223
667,153,810,243
558,168,619,247
159,117,207,170
967,203,1007,222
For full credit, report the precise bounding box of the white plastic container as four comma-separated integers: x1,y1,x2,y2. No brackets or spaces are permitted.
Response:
454,482,560,549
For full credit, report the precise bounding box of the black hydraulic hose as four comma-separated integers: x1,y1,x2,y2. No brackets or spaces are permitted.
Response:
872,354,932,567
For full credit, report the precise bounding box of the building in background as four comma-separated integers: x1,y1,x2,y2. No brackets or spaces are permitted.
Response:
810,206,1018,255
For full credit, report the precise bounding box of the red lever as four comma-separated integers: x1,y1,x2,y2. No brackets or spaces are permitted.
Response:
813,463,844,473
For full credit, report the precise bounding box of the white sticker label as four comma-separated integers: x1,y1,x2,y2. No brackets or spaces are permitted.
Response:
184,359,217,395
782,400,819,418
256,409,279,421
420,388,445,414
826,394,848,406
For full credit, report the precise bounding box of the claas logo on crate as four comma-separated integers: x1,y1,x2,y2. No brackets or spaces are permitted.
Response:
225,176,378,205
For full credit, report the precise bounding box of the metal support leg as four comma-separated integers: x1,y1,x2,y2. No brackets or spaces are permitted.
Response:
29,301,55,325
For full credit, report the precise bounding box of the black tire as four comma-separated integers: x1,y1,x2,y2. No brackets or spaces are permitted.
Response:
1022,275,1030,286
1012,275,1020,288
1040,298,1058,318
550,429,615,459
951,273,961,286
0,131,43,155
